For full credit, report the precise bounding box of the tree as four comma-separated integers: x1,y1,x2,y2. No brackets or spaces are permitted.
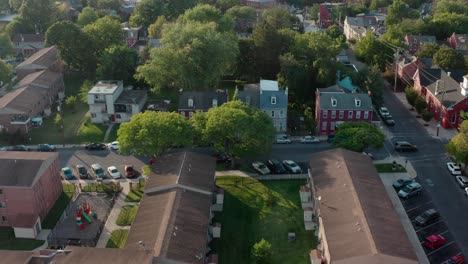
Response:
77,7,98,26
0,59,12,85
421,109,433,124
433,45,465,69
79,79,94,103
369,0,388,10
65,95,78,110
354,31,391,71
405,87,418,107
252,239,272,264
380,24,405,48
446,120,468,164
5,16,35,36
352,66,384,106
428,13,468,40
83,16,124,57
136,22,239,91
385,0,419,26
234,37,257,81
416,42,440,58
191,101,275,168
97,0,120,10
261,8,298,30
18,0,58,33
0,33,13,58
129,0,166,27
225,5,256,29
309,4,319,21
178,4,234,32
334,122,385,152
414,96,427,114
54,113,63,130
148,16,167,38
117,111,193,156
97,45,138,83
8,0,22,11
0,0,10,13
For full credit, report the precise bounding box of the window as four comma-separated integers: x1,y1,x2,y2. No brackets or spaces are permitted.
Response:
271,111,275,118
91,113,96,118
330,122,336,130
180,111,185,117
271,96,276,104
331,98,337,107
188,98,194,107
356,111,361,119
322,122,327,130
348,111,353,119
452,113,457,124
355,98,361,107
95,95,99,99
322,111,328,118
1,216,7,222
339,111,344,119
212,99,218,107
116,114,121,119
364,111,369,119
0,203,5,208
331,111,336,119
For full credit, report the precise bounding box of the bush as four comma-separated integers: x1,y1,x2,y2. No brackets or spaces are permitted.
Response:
252,239,272,264
405,87,418,107
415,96,427,114
422,109,434,122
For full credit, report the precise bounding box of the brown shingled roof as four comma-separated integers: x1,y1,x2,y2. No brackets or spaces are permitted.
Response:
53,246,153,264
12,34,45,43
16,46,57,69
0,250,33,264
16,70,61,89
309,148,417,263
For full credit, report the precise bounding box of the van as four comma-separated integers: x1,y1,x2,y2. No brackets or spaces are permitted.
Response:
91,163,105,178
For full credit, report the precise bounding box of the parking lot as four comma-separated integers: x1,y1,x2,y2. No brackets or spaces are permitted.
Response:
399,184,462,264
58,148,147,180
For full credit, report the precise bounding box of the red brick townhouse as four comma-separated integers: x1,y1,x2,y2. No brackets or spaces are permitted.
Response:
413,68,468,129
315,89,373,135
0,151,62,238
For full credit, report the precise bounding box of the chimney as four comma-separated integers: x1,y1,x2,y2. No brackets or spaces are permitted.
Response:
461,75,468,96
435,80,440,95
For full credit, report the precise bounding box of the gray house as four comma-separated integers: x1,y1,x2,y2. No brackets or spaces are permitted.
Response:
238,80,288,132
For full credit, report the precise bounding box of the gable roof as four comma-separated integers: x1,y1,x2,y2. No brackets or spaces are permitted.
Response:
16,46,58,69
16,70,62,89
178,91,228,110
12,34,45,43
0,151,58,187
53,246,153,264
238,84,260,108
415,68,465,108
318,91,372,110
405,34,436,45
309,149,418,263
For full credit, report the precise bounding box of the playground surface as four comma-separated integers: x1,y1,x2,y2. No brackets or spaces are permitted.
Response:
48,193,114,247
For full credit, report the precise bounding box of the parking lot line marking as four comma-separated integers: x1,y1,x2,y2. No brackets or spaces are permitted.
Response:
438,230,449,236
414,220,443,232
405,201,433,212
425,241,455,256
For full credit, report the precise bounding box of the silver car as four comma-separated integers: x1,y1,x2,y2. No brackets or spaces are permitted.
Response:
282,160,302,173
252,162,270,175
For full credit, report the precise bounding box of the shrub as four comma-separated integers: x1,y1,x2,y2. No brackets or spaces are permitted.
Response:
252,239,272,264
422,109,434,122
405,87,418,107
415,96,427,114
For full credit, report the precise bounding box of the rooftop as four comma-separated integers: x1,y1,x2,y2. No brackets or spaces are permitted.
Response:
309,149,418,263
260,80,279,91
88,81,123,95
178,91,228,110
318,91,372,110
238,84,260,108
53,246,153,264
16,46,58,69
115,90,147,105
0,151,58,187
416,69,465,108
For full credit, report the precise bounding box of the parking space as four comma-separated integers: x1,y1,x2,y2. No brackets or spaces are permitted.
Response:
398,185,462,264
58,148,147,180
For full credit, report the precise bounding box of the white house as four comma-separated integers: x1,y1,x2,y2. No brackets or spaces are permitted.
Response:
87,80,147,123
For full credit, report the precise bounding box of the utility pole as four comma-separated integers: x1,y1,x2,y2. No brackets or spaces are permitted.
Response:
393,47,401,92
436,79,446,137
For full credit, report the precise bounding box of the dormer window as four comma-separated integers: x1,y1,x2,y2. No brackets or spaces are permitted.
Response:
271,96,276,104
331,98,337,107
355,98,361,107
188,98,194,107
212,99,218,107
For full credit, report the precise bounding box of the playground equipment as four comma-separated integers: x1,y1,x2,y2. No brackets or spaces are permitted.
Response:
75,202,98,230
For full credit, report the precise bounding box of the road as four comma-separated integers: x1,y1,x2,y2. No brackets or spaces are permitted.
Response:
381,85,468,260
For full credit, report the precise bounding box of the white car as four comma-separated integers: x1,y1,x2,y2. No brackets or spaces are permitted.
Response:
275,136,291,144
379,107,390,117
107,166,121,179
300,136,320,144
252,162,270,175
447,162,462,175
465,187,468,196
108,141,119,151
282,160,302,173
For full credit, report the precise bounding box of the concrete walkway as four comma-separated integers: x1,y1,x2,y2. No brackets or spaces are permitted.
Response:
103,123,115,143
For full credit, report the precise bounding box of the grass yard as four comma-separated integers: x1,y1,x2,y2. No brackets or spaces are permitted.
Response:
41,184,76,229
116,205,138,226
0,227,44,250
82,183,123,194
125,181,146,202
76,114,108,143
214,176,316,264
375,163,407,173
106,229,129,249
107,123,120,142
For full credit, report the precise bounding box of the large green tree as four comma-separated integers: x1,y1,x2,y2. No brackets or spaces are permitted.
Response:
136,21,239,91
351,66,384,106
225,5,256,28
118,111,193,156
333,122,385,152
83,15,124,57
97,45,138,83
129,0,166,27
385,0,419,26
97,0,120,10
18,0,58,33
148,16,167,39
433,45,465,69
77,6,98,26
447,121,468,164
0,59,12,86
0,33,13,58
416,42,440,58
355,31,392,71
0,0,10,12
8,0,22,11
261,8,298,31
192,101,275,167
179,4,234,32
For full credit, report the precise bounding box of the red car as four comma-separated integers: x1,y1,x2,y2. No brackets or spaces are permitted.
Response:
443,255,465,264
125,165,136,178
422,234,446,250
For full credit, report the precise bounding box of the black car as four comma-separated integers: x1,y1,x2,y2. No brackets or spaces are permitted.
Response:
212,153,231,163
383,115,395,126
392,178,415,191
394,141,418,152
266,159,287,174
415,209,439,226
85,143,106,150
38,144,56,152
11,145,30,151
76,165,88,179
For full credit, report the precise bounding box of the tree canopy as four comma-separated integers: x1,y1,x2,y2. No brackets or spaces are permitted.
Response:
433,45,465,69
0,33,13,58
178,4,234,32
0,59,12,85
97,45,138,84
148,16,167,39
447,121,468,164
416,42,440,58
333,122,385,152
355,31,392,71
18,0,58,33
129,0,166,27
77,7,98,26
83,15,124,57
117,111,193,156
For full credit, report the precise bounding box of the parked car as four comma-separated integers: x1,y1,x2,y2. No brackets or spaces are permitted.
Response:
266,159,287,174
447,162,462,175
11,145,30,151
38,144,56,152
282,160,302,174
382,115,395,126
85,143,106,150
107,166,121,179
212,153,231,163
91,163,105,178
398,182,422,198
275,135,291,144
422,234,446,250
125,164,136,178
465,187,468,196
379,106,390,117
442,254,465,264
394,141,418,152
75,165,88,179
327,134,335,143
415,209,440,226
300,136,320,144
252,162,270,175
61,167,73,180
456,176,468,188
392,178,415,191
107,141,119,151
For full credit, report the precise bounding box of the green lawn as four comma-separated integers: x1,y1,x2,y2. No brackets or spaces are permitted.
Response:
116,205,138,226
76,114,108,143
375,163,407,173
82,183,122,194
214,176,317,264
125,181,146,202
0,227,44,250
107,123,120,142
106,229,129,248
41,185,76,229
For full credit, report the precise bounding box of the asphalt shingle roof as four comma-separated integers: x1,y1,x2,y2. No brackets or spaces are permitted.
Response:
178,91,228,111
319,92,372,110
